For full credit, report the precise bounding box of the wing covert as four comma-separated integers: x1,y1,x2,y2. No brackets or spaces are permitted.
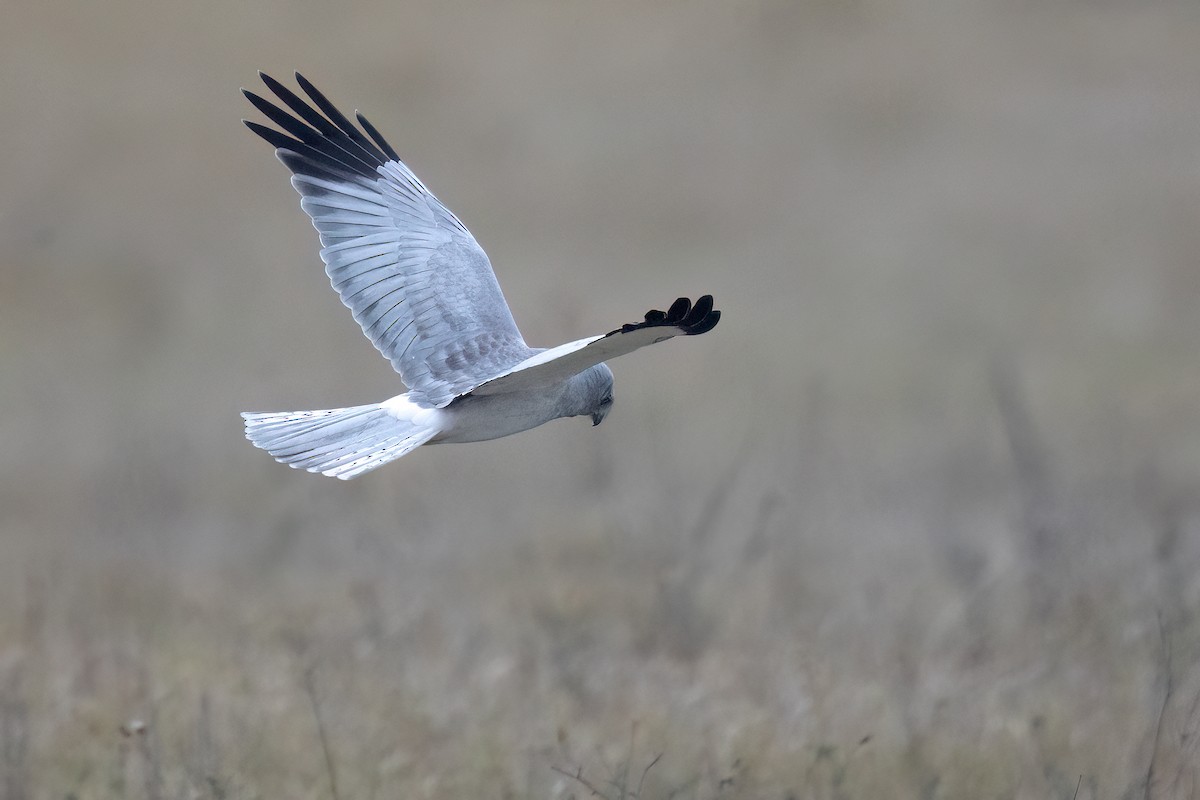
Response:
245,72,533,407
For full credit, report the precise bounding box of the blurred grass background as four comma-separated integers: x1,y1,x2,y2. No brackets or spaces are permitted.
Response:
2,0,1200,797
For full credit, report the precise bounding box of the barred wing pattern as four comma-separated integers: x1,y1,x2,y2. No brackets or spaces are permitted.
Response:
244,72,533,408
470,295,720,397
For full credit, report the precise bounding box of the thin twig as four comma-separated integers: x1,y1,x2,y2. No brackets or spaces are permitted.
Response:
621,723,636,799
990,360,1056,564
1072,774,1082,800
1145,612,1171,800
636,753,663,799
303,667,341,800
552,764,611,800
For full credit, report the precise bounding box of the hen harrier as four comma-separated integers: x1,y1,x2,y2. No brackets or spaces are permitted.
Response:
241,73,721,479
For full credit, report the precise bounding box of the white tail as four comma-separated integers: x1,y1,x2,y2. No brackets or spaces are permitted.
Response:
242,400,440,479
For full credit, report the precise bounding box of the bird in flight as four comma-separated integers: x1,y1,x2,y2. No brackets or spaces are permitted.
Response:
240,73,721,479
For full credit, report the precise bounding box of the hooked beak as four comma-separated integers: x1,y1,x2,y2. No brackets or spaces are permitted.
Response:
592,412,604,426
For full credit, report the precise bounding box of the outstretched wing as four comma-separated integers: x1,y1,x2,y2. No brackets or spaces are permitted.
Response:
468,295,720,397
244,72,534,408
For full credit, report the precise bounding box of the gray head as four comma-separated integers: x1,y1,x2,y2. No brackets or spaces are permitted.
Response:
560,363,614,426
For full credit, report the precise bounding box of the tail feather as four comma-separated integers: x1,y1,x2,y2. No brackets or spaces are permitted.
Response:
242,401,439,479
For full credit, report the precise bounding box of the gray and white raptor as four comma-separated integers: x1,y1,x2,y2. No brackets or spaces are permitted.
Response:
241,73,721,479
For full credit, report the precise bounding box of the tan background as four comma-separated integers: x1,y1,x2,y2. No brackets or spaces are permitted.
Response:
2,1,1199,797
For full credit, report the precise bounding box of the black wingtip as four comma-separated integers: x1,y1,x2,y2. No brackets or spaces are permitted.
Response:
259,72,291,98
681,295,717,334
356,110,401,161
666,297,691,324
681,294,713,327
243,119,289,147
688,308,720,335
242,89,274,115
244,72,394,180
608,295,721,338
293,72,322,104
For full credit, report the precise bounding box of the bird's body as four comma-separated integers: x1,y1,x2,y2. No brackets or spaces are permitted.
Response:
429,366,610,443
241,73,719,479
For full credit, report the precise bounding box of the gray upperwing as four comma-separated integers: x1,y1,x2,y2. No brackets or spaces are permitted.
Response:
244,72,533,408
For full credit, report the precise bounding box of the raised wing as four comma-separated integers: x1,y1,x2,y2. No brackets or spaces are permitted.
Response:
244,72,534,408
469,295,720,397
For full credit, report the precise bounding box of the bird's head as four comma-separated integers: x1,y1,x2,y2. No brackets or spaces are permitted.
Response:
586,363,615,426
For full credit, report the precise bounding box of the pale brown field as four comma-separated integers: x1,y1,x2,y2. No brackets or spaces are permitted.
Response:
2,2,1199,798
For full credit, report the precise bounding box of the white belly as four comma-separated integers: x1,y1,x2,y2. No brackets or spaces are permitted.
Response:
428,387,568,444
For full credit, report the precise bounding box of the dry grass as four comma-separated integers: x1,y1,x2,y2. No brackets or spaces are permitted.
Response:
3,444,1199,798
2,0,1200,797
